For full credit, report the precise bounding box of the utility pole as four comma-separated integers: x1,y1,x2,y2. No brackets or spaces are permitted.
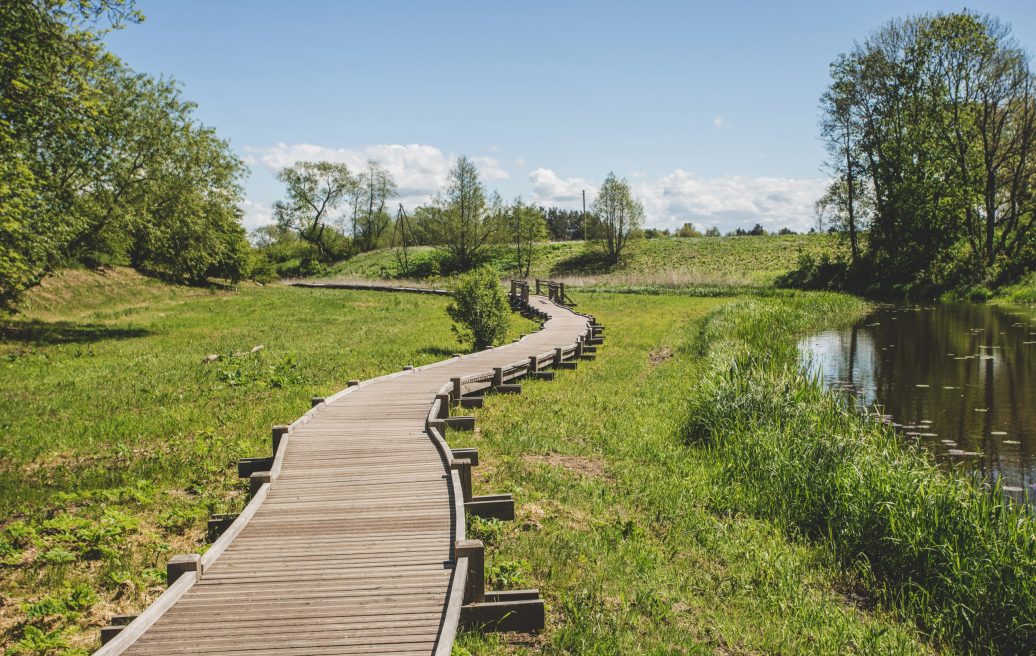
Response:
582,189,587,241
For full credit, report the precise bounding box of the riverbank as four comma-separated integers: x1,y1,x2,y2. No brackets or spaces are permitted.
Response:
454,291,932,655
686,294,1036,653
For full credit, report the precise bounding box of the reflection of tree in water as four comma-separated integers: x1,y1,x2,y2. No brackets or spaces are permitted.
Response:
800,303,1036,493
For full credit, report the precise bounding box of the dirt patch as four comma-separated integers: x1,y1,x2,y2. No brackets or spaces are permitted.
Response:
522,453,610,480
648,346,674,365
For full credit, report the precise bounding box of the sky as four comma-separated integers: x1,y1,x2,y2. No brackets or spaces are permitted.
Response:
103,0,1036,234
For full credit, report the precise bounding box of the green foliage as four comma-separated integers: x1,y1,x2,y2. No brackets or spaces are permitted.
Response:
508,198,547,277
457,291,930,654
485,559,528,589
592,172,643,263
328,234,845,289
445,268,511,350
273,161,355,262
687,294,1036,652
0,270,537,647
427,156,504,271
820,11,1036,295
0,1,250,307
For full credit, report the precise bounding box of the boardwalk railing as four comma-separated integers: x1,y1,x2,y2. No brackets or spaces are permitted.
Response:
94,283,604,655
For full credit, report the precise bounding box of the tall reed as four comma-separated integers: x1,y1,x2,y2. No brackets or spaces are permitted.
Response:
687,294,1036,654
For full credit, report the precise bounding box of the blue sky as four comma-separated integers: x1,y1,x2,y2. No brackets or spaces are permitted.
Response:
104,0,1036,233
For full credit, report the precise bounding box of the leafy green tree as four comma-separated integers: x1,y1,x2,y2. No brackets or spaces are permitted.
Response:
349,160,397,252
0,0,142,308
509,198,546,278
429,156,502,270
592,172,643,263
273,161,355,262
821,10,1036,291
704,226,721,237
445,267,511,350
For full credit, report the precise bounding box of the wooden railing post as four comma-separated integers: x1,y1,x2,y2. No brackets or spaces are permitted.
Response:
456,539,485,603
451,459,472,502
528,355,538,373
435,393,450,419
451,377,462,402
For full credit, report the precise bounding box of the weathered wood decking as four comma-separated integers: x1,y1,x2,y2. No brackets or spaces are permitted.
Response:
95,292,595,655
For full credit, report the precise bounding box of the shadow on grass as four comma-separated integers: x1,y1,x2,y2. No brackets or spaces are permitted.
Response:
418,345,461,359
549,246,619,276
1,320,149,345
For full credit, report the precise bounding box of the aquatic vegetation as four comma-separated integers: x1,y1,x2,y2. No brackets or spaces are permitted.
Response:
687,294,1036,653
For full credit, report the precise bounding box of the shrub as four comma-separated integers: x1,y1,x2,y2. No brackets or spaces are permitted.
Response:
445,267,510,350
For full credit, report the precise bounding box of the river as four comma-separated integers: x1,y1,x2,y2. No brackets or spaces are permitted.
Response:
799,302,1036,495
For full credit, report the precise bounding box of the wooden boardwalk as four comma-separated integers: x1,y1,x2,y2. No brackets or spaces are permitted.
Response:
96,291,597,655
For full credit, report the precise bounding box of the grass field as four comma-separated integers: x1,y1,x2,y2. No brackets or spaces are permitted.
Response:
0,267,534,654
449,292,930,655
6,267,1028,655
325,234,844,289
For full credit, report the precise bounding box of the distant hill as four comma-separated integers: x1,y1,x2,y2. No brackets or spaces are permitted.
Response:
323,234,844,288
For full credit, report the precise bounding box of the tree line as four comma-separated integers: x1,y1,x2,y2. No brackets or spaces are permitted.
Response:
1,0,252,309
260,156,645,278
818,10,1036,294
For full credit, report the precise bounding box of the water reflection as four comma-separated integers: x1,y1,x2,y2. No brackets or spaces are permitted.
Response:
799,303,1036,495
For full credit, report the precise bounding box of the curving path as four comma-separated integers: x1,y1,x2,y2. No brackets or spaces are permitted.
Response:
96,292,594,655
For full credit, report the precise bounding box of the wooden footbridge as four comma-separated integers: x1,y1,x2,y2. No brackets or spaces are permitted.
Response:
95,280,604,655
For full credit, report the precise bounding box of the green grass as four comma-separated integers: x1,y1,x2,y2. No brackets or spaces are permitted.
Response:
992,272,1036,305
451,292,931,655
325,234,845,289
0,267,534,654
685,294,1036,654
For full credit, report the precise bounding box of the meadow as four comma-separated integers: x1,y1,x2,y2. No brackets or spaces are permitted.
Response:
452,291,931,655
3,261,1033,655
324,234,845,289
0,267,534,654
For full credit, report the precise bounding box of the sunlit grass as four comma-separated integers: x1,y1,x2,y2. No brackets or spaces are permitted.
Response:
0,267,534,653
453,292,931,655
686,294,1036,653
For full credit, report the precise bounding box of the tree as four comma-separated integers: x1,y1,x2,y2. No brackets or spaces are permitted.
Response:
0,0,143,308
676,223,702,238
592,173,643,263
445,267,511,350
273,161,354,262
509,198,547,278
429,156,502,270
820,53,868,264
704,226,721,237
820,10,1036,291
0,1,251,305
349,160,396,252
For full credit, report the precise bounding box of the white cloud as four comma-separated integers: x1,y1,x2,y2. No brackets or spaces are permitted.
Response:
470,155,510,181
239,199,273,231
514,158,526,168
529,168,827,233
635,170,827,233
528,168,597,206
244,143,512,207
713,115,731,129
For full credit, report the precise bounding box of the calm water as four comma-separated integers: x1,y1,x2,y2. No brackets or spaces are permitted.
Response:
799,302,1036,494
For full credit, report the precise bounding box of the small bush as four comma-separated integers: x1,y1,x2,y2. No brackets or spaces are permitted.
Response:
445,267,510,350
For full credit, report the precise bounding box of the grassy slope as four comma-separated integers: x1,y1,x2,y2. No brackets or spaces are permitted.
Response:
683,294,1036,654
0,268,535,654
453,292,930,655
326,234,844,287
